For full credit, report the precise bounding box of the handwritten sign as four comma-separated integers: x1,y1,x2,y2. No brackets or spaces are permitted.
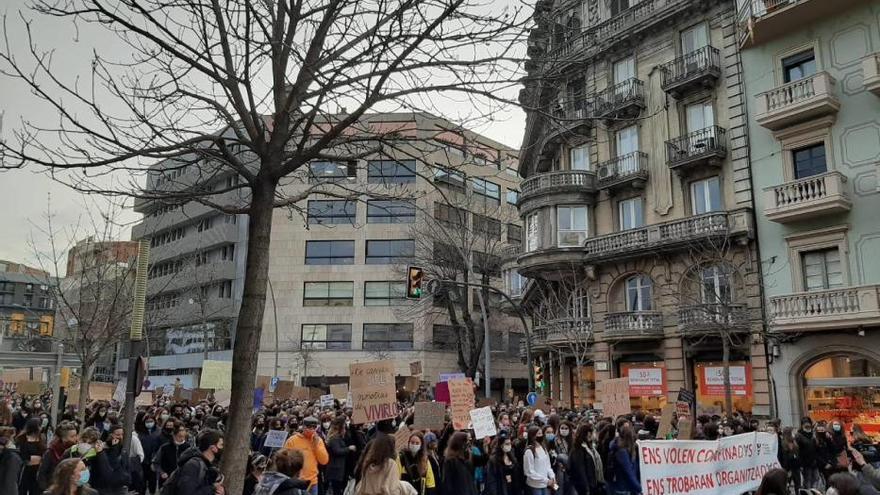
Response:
200,360,232,390
677,418,693,440
330,383,348,400
90,382,115,401
17,380,43,396
320,394,335,408
439,372,465,382
403,376,420,393
448,378,474,430
263,429,289,449
213,389,231,407
192,389,212,403
113,382,126,403
656,403,675,439
675,401,691,420
350,361,397,424
410,361,423,376
395,427,412,452
413,401,446,431
599,377,631,419
470,406,497,439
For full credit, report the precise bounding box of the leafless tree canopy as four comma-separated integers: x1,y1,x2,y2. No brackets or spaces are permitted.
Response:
1,0,527,488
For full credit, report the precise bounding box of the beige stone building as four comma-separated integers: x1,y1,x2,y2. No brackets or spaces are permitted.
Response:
509,0,770,415
257,112,529,397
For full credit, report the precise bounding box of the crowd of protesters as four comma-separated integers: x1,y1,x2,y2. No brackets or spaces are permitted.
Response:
1,389,880,495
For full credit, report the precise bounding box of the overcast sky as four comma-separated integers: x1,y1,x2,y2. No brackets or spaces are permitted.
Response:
0,0,526,271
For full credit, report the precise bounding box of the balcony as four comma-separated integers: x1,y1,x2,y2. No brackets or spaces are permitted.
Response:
755,72,840,131
595,79,645,120
603,311,664,341
666,126,727,174
763,171,851,223
863,53,880,97
770,285,880,333
737,0,871,48
661,46,722,98
530,318,593,351
546,98,594,140
678,303,750,336
597,152,649,192
518,170,598,215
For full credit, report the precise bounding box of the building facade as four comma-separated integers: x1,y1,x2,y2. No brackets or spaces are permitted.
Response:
738,0,880,426
256,113,529,398
512,0,771,415
0,260,55,352
129,151,249,389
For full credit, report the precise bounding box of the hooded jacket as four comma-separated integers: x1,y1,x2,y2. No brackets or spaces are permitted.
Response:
173,447,218,495
282,432,328,488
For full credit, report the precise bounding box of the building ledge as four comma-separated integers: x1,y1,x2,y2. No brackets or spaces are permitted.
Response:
764,171,851,223
755,72,839,131
863,53,880,97
602,311,664,341
770,285,880,332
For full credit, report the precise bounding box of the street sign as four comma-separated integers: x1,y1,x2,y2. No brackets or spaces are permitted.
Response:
270,376,279,393
526,392,538,406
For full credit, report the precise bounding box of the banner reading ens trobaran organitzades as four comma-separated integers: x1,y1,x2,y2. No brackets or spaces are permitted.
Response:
637,432,781,495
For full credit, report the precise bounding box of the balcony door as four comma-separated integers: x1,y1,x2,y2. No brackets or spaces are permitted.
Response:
686,101,714,134
802,248,843,291
625,275,653,311
618,197,644,231
691,176,722,215
680,23,708,55
613,57,635,102
570,145,590,171
793,143,827,179
782,50,816,83
616,125,639,174
701,265,732,305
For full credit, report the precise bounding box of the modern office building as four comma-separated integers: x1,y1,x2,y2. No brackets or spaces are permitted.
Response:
256,112,529,398
0,260,55,352
738,0,880,426
511,0,771,414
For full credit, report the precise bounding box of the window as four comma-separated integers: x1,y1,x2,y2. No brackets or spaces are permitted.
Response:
504,167,519,178
691,176,722,214
508,332,522,355
613,56,635,86
507,224,522,246
570,145,590,171
609,0,634,16
434,166,466,188
557,206,589,247
473,251,501,277
364,281,406,306
224,175,240,189
23,295,32,307
0,293,13,305
365,240,415,264
367,160,416,184
434,203,468,228
150,227,185,247
220,244,235,261
305,240,355,265
625,275,653,311
224,215,237,224
701,265,732,304
793,143,827,179
526,213,539,251
507,270,527,296
309,161,357,182
363,323,413,350
506,189,520,205
301,324,352,350
195,251,209,267
219,280,233,299
366,200,415,224
619,197,644,230
568,286,591,319
680,22,708,54
432,324,459,350
686,101,714,134
474,214,502,240
307,200,356,225
782,50,816,83
802,248,843,291
471,178,501,204
303,282,354,306
197,217,214,232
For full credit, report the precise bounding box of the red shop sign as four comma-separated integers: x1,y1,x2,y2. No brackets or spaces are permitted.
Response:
699,364,752,396
625,366,667,396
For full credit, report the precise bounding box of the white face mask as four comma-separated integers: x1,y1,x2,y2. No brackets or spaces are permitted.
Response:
409,444,421,455
502,444,512,453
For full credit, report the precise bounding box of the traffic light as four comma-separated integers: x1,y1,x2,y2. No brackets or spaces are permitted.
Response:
406,266,424,299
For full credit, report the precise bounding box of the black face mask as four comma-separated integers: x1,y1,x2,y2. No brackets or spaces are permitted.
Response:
164,428,174,435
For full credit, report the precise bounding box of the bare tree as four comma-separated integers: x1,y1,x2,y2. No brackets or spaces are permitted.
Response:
0,1,526,485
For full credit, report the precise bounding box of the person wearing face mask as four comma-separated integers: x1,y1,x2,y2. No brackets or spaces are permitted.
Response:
398,431,436,495
324,416,352,495
135,413,161,495
16,417,46,495
38,422,78,491
89,425,131,495
829,420,850,472
568,423,603,495
605,425,641,495
170,429,225,495
152,422,191,488
89,407,110,435
523,425,556,495
553,422,572,495
12,403,32,432
45,458,97,495
777,426,801,493
251,416,268,453
282,416,328,495
485,433,518,495
797,417,821,491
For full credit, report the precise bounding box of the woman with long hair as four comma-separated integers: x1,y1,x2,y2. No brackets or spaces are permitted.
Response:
568,423,603,495
523,425,555,495
596,423,616,472
484,432,518,495
778,426,800,493
45,458,97,495
355,434,416,495
16,417,46,495
755,468,788,495
399,431,436,495
325,416,351,495
441,431,477,495
606,424,641,495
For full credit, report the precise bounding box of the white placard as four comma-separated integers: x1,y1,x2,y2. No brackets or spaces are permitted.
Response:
113,381,126,404
320,394,334,408
263,429,289,449
469,406,496,440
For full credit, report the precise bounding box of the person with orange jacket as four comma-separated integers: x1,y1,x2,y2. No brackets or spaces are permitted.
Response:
282,416,328,495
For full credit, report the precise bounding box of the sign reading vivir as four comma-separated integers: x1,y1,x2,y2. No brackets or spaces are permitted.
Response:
350,360,397,424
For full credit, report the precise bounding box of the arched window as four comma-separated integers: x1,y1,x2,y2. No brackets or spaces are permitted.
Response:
625,274,652,311
700,264,732,304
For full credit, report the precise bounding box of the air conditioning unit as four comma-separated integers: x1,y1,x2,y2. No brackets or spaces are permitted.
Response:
598,165,614,180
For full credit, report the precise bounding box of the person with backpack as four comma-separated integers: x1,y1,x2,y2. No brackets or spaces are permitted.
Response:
254,449,309,495
163,429,225,495
153,421,191,488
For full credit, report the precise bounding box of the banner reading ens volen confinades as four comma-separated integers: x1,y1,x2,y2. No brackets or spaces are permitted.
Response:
637,432,781,495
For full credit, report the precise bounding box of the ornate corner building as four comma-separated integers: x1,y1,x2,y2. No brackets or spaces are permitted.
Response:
508,0,771,416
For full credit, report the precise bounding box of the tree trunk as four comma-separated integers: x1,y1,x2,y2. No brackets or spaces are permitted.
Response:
220,176,277,495
722,334,733,416
77,361,94,424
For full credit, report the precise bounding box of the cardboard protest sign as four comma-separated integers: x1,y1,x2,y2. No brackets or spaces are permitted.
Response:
675,401,691,420
1,368,30,387
290,386,310,401
350,361,397,424
320,394,335,408
135,394,153,407
330,383,348,400
255,375,272,391
413,401,446,431
263,430,289,449
17,380,43,396
677,418,693,440
90,382,115,401
599,377,630,419
656,404,675,439
113,382,126,403
637,432,780,495
448,378,474,430
213,390,232,407
192,389,212,403
395,427,412,452
402,376,420,393
163,384,175,397
200,360,232,390
409,361,423,376
434,382,450,404
476,397,496,408
469,407,497,440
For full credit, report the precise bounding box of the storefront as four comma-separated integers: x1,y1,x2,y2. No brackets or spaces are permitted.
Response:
693,361,754,415
803,355,880,437
620,361,667,413
570,364,595,407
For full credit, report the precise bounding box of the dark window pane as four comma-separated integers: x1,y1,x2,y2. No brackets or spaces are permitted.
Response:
363,323,413,350
432,324,459,350
365,240,415,264
301,324,352,349
367,160,416,184
305,241,355,265
782,50,816,83
793,143,827,179
308,200,356,225
367,200,416,224
434,203,468,228
309,161,356,182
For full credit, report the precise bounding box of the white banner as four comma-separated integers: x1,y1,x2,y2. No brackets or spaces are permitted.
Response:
637,432,781,495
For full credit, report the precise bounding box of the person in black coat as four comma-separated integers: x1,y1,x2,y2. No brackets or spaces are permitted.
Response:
90,425,131,495
325,417,351,494
441,431,476,495
174,431,223,495
484,433,518,495
135,413,162,495
152,422,191,487
796,418,820,491
568,423,601,495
